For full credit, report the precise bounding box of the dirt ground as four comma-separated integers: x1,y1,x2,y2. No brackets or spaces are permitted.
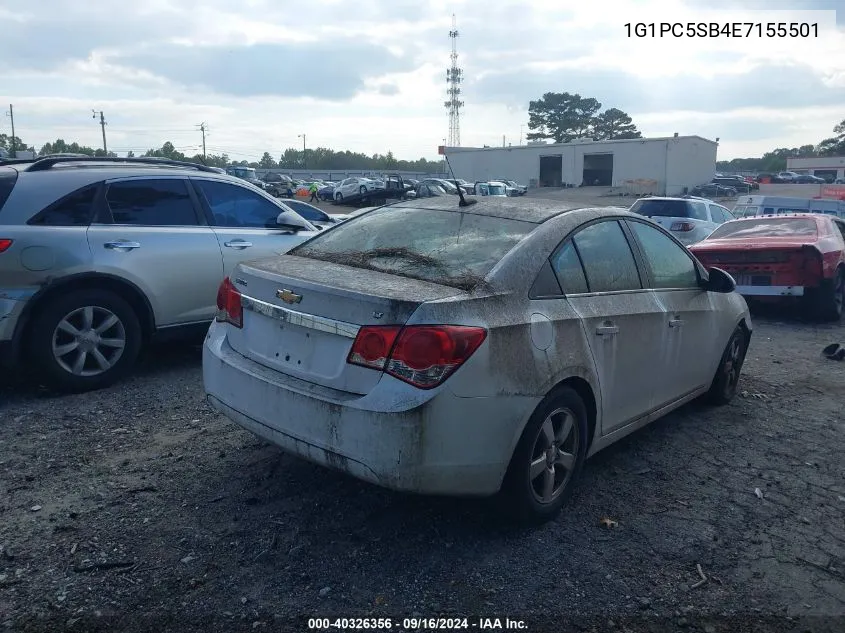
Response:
2,302,844,633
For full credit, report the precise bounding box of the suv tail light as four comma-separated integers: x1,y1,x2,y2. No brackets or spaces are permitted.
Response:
348,325,487,389
215,277,243,328
0,239,12,253
670,221,696,232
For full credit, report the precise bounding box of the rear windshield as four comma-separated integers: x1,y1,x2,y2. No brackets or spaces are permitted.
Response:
0,167,19,214
630,199,705,220
290,206,535,290
707,217,818,240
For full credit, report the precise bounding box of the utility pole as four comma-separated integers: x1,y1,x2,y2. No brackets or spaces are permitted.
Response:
198,122,208,160
298,134,306,169
520,125,524,145
5,105,16,158
92,110,107,153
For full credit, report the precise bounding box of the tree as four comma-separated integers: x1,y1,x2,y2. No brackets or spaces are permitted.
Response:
38,138,113,157
593,108,642,140
126,150,135,158
258,152,277,169
0,133,27,154
527,92,602,143
817,118,845,157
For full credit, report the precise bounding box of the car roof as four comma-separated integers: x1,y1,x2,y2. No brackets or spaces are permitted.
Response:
387,194,624,224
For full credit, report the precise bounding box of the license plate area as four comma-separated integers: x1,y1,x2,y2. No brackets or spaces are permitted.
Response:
736,274,772,286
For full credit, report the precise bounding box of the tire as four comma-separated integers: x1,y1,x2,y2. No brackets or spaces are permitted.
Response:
335,192,343,201
805,267,845,322
500,386,589,525
706,326,749,405
359,185,367,195
29,288,142,393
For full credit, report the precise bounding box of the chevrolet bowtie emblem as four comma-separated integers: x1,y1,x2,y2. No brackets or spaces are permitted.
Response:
276,289,302,304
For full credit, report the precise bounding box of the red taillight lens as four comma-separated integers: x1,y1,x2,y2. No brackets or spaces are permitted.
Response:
0,239,12,253
670,221,695,232
215,277,243,328
347,326,401,369
348,324,487,389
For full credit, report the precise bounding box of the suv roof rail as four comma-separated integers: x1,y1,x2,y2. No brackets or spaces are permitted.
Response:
25,155,221,173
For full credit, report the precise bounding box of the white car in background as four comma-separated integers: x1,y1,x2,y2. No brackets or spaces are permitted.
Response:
629,196,735,246
334,177,379,201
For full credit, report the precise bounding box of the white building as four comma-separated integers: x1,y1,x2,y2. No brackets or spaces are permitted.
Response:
786,156,845,182
445,135,718,196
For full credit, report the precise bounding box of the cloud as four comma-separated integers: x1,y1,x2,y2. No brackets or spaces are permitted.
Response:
112,42,413,100
471,63,845,113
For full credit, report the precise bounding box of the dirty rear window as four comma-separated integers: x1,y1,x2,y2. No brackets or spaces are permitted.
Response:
707,218,818,240
631,199,706,221
290,206,535,290
0,167,18,214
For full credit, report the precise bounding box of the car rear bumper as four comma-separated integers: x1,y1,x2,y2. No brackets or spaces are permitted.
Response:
736,285,804,297
202,322,536,497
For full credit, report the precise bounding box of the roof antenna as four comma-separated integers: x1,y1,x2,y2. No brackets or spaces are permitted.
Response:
444,153,476,207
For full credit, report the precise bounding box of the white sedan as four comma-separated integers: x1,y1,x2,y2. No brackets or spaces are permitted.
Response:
204,197,751,523
334,177,379,200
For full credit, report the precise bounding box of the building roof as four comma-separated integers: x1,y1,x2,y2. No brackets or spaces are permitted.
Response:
446,135,717,153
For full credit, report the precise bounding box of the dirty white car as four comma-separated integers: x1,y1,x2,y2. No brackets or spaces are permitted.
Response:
203,197,752,522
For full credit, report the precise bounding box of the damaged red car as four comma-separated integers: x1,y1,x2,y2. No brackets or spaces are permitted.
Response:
689,214,845,321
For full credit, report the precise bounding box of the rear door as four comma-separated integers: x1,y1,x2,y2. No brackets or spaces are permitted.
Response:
625,219,717,404
553,219,666,434
191,178,316,277
87,177,224,325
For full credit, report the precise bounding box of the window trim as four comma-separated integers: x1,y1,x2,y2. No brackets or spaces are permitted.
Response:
27,182,104,227
623,218,705,291
98,177,205,227
544,218,647,298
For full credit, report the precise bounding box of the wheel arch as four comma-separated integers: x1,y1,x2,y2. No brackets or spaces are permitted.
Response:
552,376,598,453
13,273,156,361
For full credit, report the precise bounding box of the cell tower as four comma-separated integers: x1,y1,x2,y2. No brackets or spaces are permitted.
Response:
445,14,464,147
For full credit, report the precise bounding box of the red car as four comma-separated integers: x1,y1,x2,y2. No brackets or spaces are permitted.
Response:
689,213,845,320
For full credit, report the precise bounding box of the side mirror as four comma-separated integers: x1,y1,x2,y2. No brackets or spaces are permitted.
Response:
703,267,736,293
275,210,307,232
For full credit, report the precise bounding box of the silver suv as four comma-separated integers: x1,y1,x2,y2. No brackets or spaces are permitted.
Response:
629,196,735,246
0,156,319,392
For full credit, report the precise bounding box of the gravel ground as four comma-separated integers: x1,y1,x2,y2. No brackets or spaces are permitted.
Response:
1,308,844,633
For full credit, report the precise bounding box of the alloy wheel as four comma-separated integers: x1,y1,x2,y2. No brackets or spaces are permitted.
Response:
722,335,744,390
528,407,579,505
51,306,127,377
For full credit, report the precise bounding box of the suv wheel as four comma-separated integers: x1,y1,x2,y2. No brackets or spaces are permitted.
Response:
30,289,142,392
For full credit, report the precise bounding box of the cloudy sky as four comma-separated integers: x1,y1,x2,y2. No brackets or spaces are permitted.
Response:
2,0,843,162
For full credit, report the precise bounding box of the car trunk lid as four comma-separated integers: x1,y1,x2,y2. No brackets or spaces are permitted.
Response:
224,254,463,394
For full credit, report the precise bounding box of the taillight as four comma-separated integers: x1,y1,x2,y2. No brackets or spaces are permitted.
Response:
215,277,243,328
801,245,824,277
0,239,12,253
347,326,401,370
670,221,695,232
348,325,487,389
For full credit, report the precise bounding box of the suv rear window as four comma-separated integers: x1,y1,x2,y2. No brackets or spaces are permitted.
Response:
290,206,535,290
0,167,19,214
707,217,818,240
630,199,707,221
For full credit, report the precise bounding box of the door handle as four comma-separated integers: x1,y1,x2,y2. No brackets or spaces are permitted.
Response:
103,241,141,250
669,317,684,328
224,240,253,249
595,324,619,336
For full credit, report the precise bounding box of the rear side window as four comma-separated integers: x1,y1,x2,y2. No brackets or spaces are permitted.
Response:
630,199,707,221
707,217,818,240
29,185,98,226
106,179,198,226
550,241,589,294
291,206,535,290
0,167,18,214
570,220,642,293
